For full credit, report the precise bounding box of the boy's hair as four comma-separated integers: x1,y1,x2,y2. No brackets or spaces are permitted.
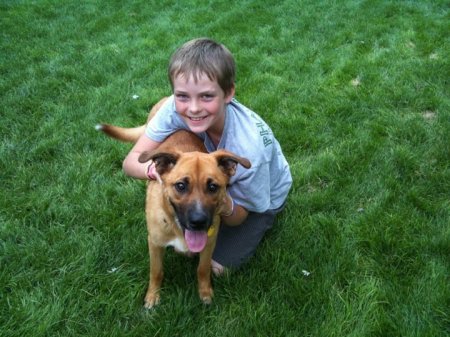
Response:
168,38,236,95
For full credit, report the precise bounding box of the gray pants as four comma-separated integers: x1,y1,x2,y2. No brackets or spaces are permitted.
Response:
212,204,285,268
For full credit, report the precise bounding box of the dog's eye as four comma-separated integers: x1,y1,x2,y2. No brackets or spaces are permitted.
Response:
207,183,219,193
174,182,187,193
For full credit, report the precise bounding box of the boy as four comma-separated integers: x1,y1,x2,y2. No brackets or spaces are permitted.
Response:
123,38,292,274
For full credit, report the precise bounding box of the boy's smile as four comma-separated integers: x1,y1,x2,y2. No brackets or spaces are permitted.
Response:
173,73,234,144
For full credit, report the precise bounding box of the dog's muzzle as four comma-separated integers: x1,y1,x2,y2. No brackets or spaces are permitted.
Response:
170,200,214,253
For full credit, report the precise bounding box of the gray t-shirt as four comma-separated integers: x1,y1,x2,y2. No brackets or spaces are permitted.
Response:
145,96,292,213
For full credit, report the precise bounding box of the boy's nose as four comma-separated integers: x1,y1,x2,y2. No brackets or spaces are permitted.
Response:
189,99,201,113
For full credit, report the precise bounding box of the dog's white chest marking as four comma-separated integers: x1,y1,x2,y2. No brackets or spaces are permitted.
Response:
166,238,188,253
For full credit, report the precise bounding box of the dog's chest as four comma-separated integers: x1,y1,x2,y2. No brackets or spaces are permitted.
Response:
165,237,189,253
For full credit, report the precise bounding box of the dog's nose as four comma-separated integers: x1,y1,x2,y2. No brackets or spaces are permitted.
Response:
188,210,209,228
185,201,212,231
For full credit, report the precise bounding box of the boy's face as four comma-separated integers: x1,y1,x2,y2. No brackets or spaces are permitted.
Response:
173,73,234,137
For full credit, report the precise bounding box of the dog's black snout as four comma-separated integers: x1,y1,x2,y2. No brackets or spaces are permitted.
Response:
187,203,211,230
188,211,209,228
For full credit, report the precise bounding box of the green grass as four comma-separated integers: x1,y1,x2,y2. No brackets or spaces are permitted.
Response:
1,0,449,336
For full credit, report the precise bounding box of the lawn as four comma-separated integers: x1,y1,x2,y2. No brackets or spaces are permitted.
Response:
1,0,449,336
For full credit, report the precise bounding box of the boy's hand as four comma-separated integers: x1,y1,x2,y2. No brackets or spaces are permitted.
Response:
220,194,248,226
221,194,234,217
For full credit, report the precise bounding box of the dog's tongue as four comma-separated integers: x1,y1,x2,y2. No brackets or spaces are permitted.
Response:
184,230,208,253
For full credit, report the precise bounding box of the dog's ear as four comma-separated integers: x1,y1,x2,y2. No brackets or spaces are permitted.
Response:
138,151,154,163
214,150,251,177
139,151,180,175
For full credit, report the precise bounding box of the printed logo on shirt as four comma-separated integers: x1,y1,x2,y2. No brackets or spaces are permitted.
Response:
250,112,273,147
256,121,273,147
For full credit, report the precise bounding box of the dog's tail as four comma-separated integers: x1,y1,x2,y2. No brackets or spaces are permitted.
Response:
95,124,145,143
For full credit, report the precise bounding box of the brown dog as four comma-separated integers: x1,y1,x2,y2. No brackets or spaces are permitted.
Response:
97,98,251,308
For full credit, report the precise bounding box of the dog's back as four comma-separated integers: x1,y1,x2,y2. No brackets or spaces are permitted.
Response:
97,121,206,154
96,98,205,155
96,97,169,144
156,130,207,154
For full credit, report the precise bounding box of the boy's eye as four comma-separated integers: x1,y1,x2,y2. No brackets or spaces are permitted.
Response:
202,94,214,101
175,94,189,102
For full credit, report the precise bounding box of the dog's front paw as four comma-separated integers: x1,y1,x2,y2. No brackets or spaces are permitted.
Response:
199,287,214,305
201,295,212,305
144,292,160,309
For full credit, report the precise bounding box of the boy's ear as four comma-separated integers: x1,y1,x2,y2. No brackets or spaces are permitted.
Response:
224,84,235,103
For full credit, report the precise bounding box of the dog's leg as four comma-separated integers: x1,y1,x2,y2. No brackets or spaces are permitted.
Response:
197,245,214,304
144,239,165,309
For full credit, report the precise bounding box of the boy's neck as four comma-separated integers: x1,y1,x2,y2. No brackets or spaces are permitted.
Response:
206,108,226,147
206,130,222,147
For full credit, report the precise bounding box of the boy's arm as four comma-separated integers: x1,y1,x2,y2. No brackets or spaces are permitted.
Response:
221,196,248,226
123,133,161,180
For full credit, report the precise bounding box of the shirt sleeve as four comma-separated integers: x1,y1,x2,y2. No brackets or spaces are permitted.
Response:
228,162,271,213
145,96,188,142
